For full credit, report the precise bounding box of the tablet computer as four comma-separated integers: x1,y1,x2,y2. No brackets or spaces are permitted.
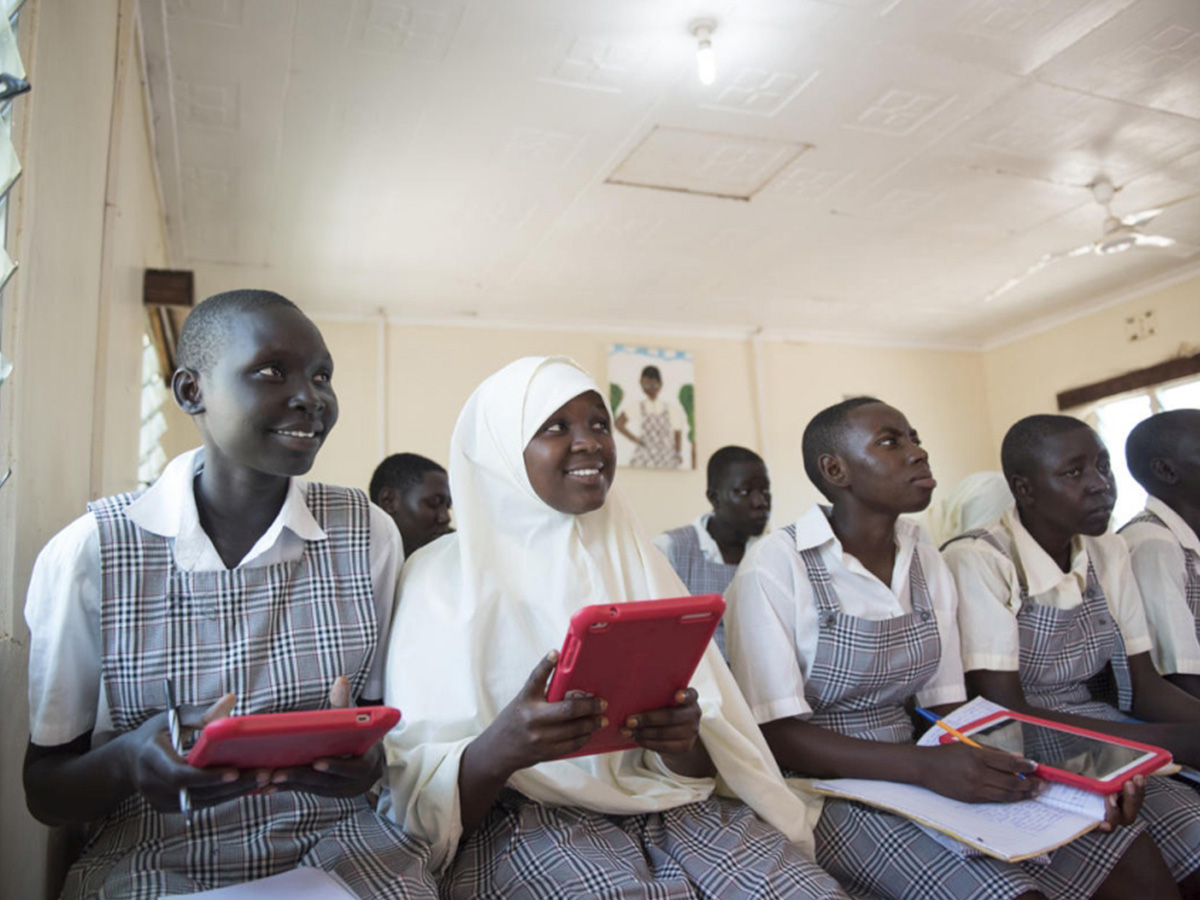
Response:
937,710,1171,793
545,594,724,758
187,705,401,769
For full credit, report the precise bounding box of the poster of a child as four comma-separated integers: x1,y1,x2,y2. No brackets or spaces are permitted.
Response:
608,345,695,470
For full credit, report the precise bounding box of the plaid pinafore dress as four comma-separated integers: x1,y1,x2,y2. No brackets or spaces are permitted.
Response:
1121,509,1200,644
948,529,1200,883
797,529,1142,900
660,524,738,656
61,484,437,900
629,400,679,469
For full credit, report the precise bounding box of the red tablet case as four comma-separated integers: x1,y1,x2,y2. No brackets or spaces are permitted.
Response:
187,705,401,769
545,594,724,758
937,710,1171,794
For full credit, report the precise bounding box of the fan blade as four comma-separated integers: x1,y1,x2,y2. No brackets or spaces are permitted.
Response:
981,245,1092,303
1121,208,1163,228
1131,233,1176,249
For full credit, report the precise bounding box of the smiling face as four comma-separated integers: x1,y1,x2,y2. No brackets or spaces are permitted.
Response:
640,375,661,400
523,390,616,515
710,459,772,538
386,470,453,555
187,305,338,478
830,402,937,515
1015,425,1116,538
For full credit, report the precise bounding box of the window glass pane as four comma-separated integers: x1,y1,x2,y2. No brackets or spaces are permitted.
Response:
1093,393,1153,528
1158,377,1200,412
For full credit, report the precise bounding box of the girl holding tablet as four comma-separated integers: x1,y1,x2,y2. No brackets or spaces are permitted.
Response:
382,356,847,899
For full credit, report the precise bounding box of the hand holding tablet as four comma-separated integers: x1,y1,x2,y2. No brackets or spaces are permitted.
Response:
935,710,1170,794
186,706,400,770
545,594,724,758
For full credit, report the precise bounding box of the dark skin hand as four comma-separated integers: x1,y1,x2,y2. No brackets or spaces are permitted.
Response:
968,659,1200,767
265,676,387,799
24,677,384,826
761,715,1039,804
24,693,256,826
761,710,1144,830
621,687,713,779
457,652,713,838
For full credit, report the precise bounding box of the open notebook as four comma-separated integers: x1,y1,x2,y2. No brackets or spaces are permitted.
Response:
164,867,356,900
812,697,1110,862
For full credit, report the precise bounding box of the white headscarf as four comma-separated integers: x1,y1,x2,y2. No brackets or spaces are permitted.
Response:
384,357,818,872
923,470,1014,547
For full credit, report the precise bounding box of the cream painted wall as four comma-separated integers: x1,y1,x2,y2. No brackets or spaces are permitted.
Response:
285,320,994,537
981,273,1200,452
0,2,168,896
758,341,996,526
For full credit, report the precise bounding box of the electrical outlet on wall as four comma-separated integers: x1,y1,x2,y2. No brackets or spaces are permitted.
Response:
1125,310,1156,342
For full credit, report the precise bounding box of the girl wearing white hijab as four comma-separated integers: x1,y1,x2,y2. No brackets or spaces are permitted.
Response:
384,357,847,899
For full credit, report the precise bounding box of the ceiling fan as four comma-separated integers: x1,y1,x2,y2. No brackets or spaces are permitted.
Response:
981,176,1191,304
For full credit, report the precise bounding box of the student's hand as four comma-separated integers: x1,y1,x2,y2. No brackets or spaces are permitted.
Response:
1097,775,1145,831
622,688,702,756
127,693,261,811
473,651,608,778
919,742,1040,804
625,688,715,778
266,676,384,800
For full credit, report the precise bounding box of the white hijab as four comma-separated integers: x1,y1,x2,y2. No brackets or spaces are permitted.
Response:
923,470,1014,547
384,357,818,872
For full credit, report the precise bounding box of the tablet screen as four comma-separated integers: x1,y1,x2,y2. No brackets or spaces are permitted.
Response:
967,717,1151,782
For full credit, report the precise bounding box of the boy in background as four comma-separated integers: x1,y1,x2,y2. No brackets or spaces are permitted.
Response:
370,453,453,557
655,445,770,655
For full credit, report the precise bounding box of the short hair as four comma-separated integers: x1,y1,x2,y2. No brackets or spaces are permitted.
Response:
707,446,765,491
640,365,662,382
1000,414,1093,481
369,453,446,503
176,289,300,374
1126,409,1200,493
801,396,884,500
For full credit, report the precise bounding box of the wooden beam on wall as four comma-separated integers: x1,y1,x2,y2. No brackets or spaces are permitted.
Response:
1057,353,1200,411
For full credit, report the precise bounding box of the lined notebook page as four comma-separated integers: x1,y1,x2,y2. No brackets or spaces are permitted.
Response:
164,867,356,900
812,778,1101,862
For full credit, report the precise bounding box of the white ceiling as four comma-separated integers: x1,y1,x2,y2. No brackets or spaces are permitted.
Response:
138,0,1200,349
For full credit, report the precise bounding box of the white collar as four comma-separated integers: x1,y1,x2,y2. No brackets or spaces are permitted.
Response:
124,447,326,569
791,503,921,561
1004,507,1088,596
1145,496,1200,554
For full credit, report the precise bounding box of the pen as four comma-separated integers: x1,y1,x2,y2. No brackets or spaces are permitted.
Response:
164,678,193,827
915,707,1026,779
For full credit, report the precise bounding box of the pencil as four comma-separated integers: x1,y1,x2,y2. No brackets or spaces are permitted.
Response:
164,678,194,827
915,707,983,748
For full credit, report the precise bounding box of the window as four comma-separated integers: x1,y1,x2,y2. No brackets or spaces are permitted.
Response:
1074,375,1200,527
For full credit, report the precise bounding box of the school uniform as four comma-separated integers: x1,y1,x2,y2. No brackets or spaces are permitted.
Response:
1119,497,1200,678
25,448,437,900
943,508,1200,882
385,357,848,900
726,504,1143,900
654,514,760,655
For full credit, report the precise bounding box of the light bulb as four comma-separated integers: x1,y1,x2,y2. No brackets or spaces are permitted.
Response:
691,20,716,86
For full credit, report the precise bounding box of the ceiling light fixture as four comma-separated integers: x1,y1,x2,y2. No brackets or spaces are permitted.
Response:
691,19,716,85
